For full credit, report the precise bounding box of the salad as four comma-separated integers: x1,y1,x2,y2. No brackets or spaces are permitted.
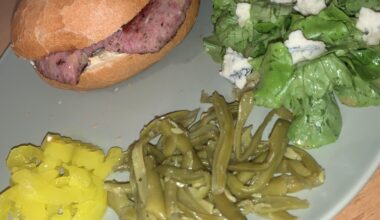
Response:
204,0,380,148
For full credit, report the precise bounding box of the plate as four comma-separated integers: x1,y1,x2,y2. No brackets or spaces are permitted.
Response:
1,1,380,219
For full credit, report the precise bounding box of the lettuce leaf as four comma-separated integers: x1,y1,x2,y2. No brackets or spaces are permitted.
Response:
254,45,380,147
288,93,342,148
289,4,363,47
254,43,293,108
346,48,380,81
336,0,380,15
282,54,349,147
205,0,293,60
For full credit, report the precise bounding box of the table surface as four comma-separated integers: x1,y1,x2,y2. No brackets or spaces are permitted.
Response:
0,1,379,219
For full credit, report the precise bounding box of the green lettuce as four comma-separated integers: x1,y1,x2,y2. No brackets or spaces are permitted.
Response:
336,0,380,15
254,44,380,147
205,0,380,148
288,93,342,148
204,0,294,59
289,4,363,47
254,43,293,108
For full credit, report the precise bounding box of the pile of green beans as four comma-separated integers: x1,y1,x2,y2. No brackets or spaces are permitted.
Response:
105,91,325,220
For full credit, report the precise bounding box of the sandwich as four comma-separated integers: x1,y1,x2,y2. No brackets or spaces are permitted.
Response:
11,0,200,90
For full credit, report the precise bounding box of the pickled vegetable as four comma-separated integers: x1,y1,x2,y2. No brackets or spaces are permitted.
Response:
0,134,123,220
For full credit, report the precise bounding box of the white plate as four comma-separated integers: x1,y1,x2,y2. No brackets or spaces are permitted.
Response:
1,1,379,219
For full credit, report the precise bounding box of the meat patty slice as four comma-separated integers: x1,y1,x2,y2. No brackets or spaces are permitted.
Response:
105,0,191,53
35,51,88,85
35,0,191,85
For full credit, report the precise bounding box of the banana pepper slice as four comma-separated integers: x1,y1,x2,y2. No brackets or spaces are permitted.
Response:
0,133,123,220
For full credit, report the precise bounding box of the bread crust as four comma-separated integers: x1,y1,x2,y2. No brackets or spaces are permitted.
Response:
11,0,149,60
34,0,200,91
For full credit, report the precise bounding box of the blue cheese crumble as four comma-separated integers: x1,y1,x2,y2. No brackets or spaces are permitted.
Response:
285,30,326,64
220,48,253,89
235,3,251,27
356,7,380,46
294,0,326,15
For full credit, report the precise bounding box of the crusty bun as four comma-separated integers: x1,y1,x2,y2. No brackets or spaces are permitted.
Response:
11,0,150,60
12,0,200,91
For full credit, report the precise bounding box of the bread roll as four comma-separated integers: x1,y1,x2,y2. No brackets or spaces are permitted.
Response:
11,0,200,90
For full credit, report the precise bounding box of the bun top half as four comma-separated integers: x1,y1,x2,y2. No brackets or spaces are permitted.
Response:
11,0,150,60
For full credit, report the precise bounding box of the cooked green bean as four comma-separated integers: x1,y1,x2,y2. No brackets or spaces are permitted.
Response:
227,120,290,198
145,143,166,164
105,181,133,195
288,147,325,189
177,202,225,220
214,193,246,220
145,156,166,220
107,189,137,220
162,109,200,128
287,160,312,177
239,196,309,214
234,91,254,161
189,123,219,147
205,92,234,195
156,165,209,187
177,187,211,215
130,139,148,204
229,145,275,172
263,211,297,220
163,179,178,218
240,110,276,161
106,91,324,220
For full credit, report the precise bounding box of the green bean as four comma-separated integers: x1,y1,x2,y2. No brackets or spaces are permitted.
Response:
197,149,212,168
145,143,166,164
260,175,307,196
145,156,166,220
236,171,256,183
234,91,254,161
264,211,297,220
289,147,325,188
188,180,211,200
130,139,148,204
162,109,200,128
177,202,225,220
240,110,276,161
172,134,202,170
104,181,133,195
105,91,324,220
107,189,137,220
161,155,183,167
177,187,211,214
213,193,246,220
260,175,288,196
287,160,312,177
238,196,309,215
241,126,253,151
282,175,308,194
275,159,290,174
274,107,294,122
229,144,275,172
156,165,209,187
228,120,290,198
163,179,178,218
189,124,219,147
161,135,177,157
203,92,234,195
158,119,203,170
189,93,238,133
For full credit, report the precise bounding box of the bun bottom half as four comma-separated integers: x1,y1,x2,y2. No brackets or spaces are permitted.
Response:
35,0,200,91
